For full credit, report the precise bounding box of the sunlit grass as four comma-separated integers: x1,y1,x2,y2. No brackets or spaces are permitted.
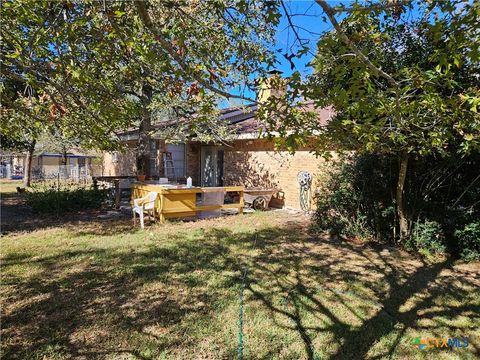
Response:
1,211,479,359
0,179,22,195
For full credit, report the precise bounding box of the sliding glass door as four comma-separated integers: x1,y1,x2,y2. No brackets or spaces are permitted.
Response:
200,146,224,187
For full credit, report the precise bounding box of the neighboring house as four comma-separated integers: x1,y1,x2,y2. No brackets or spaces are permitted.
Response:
103,79,334,209
0,151,25,179
0,150,102,180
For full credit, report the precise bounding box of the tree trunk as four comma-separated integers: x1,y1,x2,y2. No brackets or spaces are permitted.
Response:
136,83,152,177
136,114,151,177
396,151,409,243
60,146,68,179
23,139,36,187
61,147,67,166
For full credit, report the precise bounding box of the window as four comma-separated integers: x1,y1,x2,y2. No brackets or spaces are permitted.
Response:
166,143,186,178
149,140,158,176
112,151,119,163
201,146,224,187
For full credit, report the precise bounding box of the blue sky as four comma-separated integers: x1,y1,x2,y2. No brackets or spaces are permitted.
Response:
223,0,341,107
275,1,332,77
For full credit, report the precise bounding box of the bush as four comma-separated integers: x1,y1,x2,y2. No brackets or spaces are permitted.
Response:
406,220,447,256
26,182,109,215
454,221,480,261
313,154,397,241
312,152,480,261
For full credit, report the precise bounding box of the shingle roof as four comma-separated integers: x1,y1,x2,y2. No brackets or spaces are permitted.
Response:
221,101,334,134
118,102,334,140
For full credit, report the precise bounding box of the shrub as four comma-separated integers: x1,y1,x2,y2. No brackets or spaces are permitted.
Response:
454,221,480,261
26,182,109,215
312,152,479,260
406,220,447,257
313,154,397,241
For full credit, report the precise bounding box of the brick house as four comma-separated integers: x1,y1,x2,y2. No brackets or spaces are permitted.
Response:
103,81,334,209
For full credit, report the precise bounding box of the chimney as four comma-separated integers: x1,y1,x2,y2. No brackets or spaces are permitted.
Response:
257,70,285,105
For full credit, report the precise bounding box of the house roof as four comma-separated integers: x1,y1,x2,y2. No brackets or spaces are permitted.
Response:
35,150,97,158
35,151,96,158
1,150,98,158
118,101,334,141
220,101,334,137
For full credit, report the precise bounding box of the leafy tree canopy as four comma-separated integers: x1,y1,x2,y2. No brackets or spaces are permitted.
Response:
1,0,281,150
256,0,479,241
261,0,479,158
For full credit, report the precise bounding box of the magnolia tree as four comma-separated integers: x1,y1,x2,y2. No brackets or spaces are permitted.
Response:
260,0,480,242
1,0,280,177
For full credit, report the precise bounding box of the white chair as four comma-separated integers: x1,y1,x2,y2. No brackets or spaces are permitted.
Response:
132,191,158,229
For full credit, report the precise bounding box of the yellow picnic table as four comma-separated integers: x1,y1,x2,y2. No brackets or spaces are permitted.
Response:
131,182,244,223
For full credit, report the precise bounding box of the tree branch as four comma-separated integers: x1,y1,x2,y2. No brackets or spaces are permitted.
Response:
134,0,257,104
281,0,307,48
331,1,411,14
316,0,398,87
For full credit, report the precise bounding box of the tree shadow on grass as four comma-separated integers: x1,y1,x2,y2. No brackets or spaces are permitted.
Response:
1,222,479,359
2,226,270,359
241,233,479,359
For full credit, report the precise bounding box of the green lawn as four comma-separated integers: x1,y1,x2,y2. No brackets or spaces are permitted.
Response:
0,179,22,195
1,211,479,359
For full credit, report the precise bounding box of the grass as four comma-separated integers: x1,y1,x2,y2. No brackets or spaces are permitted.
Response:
0,179,22,196
1,211,479,359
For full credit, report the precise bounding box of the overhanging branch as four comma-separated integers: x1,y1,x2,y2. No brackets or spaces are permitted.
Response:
316,0,398,88
331,1,411,14
134,1,257,104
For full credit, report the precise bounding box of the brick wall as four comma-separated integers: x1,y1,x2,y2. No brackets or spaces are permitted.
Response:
223,139,331,209
186,142,200,185
103,140,167,177
103,138,333,209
